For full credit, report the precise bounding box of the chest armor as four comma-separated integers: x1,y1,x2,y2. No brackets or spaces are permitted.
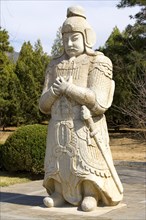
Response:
52,54,90,87
51,54,91,120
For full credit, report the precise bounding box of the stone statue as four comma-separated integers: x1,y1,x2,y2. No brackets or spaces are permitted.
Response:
39,5,123,212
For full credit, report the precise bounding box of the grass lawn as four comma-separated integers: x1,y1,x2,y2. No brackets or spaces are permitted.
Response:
0,171,43,187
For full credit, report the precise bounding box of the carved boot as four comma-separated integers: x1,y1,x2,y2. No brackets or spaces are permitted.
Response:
43,192,65,208
44,180,65,208
81,180,98,211
81,196,97,212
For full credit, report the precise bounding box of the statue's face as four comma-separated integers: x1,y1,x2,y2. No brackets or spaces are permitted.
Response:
63,32,84,58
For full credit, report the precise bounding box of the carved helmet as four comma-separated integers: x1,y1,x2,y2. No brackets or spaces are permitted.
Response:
61,6,96,48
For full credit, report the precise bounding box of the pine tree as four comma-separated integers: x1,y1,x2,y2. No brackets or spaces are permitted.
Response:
33,39,51,122
99,0,146,129
0,28,23,129
15,41,39,123
51,27,64,57
15,40,50,124
117,0,146,24
33,39,50,95
116,0,146,130
0,27,13,53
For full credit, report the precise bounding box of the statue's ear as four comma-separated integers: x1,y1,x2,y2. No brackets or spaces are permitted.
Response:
85,28,96,48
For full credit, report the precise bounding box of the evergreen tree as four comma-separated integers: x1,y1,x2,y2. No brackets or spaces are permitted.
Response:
99,0,146,129
99,27,131,126
116,0,146,129
33,39,50,94
117,0,146,24
0,27,13,53
51,27,64,57
15,41,39,123
15,40,50,124
0,28,23,129
33,39,51,122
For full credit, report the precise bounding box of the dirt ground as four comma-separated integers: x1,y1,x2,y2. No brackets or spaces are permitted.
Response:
0,128,146,162
110,131,146,162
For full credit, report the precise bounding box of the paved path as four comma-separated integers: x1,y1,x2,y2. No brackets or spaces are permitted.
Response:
0,162,146,220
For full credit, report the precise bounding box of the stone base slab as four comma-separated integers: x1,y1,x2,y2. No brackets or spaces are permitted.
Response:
32,203,126,217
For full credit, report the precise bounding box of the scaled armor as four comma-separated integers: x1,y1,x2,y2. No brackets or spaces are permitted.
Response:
39,51,123,206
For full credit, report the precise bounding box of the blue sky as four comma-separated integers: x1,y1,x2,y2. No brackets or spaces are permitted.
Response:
1,0,140,55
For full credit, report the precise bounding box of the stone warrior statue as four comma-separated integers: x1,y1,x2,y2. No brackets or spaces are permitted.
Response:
39,6,123,212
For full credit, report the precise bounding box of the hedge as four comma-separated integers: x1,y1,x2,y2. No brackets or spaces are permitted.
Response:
2,124,47,174
0,143,4,169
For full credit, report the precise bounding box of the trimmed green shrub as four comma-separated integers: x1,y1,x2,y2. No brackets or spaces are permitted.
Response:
2,124,47,174
0,143,5,170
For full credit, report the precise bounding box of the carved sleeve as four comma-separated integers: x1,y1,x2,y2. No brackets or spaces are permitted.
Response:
88,55,115,116
65,54,115,116
65,84,96,109
39,66,58,115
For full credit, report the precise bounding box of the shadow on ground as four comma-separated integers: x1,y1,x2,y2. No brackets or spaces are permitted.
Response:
1,192,44,206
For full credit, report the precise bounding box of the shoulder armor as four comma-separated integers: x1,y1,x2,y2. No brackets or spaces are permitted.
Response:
90,51,113,78
92,51,112,66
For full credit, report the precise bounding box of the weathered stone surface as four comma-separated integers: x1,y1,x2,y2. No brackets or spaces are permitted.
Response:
39,5,123,211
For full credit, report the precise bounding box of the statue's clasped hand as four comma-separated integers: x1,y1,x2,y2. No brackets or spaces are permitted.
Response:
53,76,72,96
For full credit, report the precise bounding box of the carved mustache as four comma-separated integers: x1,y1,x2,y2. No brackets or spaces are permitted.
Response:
66,47,79,51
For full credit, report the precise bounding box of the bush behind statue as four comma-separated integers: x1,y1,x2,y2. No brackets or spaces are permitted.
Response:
2,124,47,174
